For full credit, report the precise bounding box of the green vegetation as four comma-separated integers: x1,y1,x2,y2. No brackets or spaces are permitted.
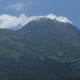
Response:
0,19,80,80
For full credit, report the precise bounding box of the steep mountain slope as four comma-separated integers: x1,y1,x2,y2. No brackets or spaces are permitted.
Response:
0,18,80,80
16,18,80,61
18,18,80,46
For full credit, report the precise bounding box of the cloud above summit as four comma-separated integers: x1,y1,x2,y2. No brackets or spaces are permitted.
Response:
5,2,32,11
0,13,72,30
46,14,72,23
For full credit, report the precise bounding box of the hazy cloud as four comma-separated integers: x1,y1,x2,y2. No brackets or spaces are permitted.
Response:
6,2,32,11
0,13,72,30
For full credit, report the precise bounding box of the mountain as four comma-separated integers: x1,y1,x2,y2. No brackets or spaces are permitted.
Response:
0,18,80,80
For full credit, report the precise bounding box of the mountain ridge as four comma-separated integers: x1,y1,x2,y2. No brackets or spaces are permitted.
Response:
0,18,80,80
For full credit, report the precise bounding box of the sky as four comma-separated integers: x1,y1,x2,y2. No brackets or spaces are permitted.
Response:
0,0,79,29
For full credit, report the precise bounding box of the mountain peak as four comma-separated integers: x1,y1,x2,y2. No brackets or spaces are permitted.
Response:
22,13,72,27
0,13,72,30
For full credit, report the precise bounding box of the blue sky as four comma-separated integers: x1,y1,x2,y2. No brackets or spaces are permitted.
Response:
0,0,80,28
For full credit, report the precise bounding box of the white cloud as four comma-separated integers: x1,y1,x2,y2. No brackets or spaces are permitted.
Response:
6,2,32,11
0,14,28,29
45,14,72,23
0,13,72,30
